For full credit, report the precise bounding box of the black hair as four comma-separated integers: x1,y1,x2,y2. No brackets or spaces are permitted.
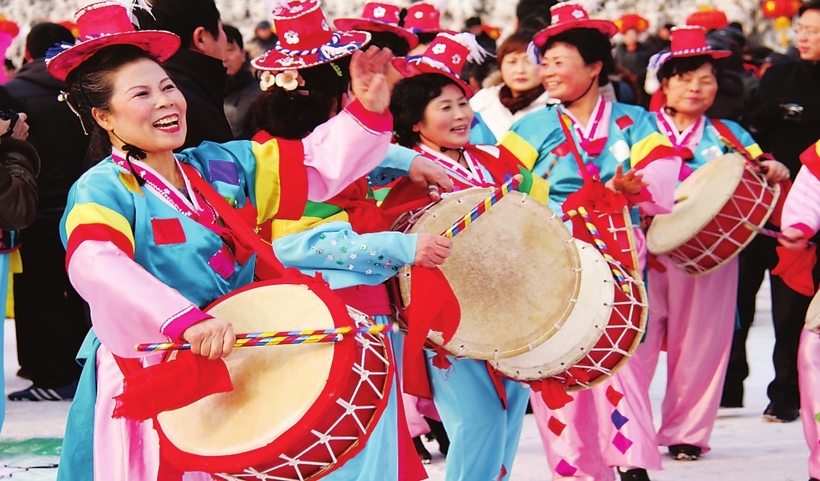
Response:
251,57,352,139
133,0,221,50
801,0,820,16
26,22,75,60
517,15,550,33
657,55,723,83
516,0,557,23
367,31,411,57
65,45,162,164
390,73,464,148
541,28,615,86
223,24,244,49
3,58,13,71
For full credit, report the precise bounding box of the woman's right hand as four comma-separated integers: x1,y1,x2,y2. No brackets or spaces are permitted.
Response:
779,227,810,251
182,317,236,360
349,46,394,114
414,234,452,268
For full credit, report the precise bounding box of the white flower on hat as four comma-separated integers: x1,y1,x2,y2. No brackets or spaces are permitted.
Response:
373,6,386,18
321,19,330,31
451,53,462,65
572,9,585,19
432,43,446,54
551,14,559,23
284,30,300,45
275,70,305,91
259,71,277,91
415,11,424,19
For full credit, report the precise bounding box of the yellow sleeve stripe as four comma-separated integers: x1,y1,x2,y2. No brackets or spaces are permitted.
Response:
745,143,763,159
630,132,672,168
499,131,540,171
252,139,283,224
65,202,135,250
271,211,350,240
528,177,551,205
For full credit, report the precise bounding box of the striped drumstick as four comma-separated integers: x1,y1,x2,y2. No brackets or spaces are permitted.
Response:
744,222,815,246
135,324,391,352
570,206,632,294
440,174,523,239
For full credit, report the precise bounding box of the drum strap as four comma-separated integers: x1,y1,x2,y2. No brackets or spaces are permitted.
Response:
179,162,290,281
709,119,755,160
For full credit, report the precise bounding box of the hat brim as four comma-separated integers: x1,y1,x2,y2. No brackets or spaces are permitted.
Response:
333,18,419,49
407,27,457,36
46,30,181,82
392,57,474,99
251,30,371,71
533,20,619,47
671,49,732,60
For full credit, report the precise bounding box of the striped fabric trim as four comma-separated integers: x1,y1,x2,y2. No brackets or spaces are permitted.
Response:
499,131,540,170
271,210,349,240
64,202,136,267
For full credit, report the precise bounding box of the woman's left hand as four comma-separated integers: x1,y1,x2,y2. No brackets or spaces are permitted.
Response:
350,46,394,114
606,164,647,194
409,156,454,197
759,160,790,183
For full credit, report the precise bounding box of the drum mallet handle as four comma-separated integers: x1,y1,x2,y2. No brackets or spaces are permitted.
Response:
717,136,769,174
135,325,392,352
744,222,815,246
440,174,523,239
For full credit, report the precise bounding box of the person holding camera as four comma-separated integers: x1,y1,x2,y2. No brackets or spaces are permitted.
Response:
0,106,37,430
0,22,90,402
722,0,820,422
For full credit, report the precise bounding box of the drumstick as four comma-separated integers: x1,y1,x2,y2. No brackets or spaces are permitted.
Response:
135,324,392,352
717,136,768,173
440,174,523,238
567,206,632,294
743,222,815,246
427,183,442,202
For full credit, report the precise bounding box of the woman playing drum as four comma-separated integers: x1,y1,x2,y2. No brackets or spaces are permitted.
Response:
777,138,820,481
386,32,550,481
51,1,404,479
634,25,789,464
500,3,682,480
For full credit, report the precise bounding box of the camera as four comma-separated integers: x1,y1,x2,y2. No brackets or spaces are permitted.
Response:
0,110,19,138
780,103,804,121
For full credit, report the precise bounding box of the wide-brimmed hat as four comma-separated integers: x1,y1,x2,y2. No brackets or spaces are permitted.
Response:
667,26,731,60
615,14,649,34
403,3,454,35
46,1,180,82
251,0,371,71
333,2,419,49
392,32,488,98
533,2,618,47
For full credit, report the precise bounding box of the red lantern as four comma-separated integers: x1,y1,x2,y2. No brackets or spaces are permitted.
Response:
0,15,19,39
685,8,729,31
761,0,801,45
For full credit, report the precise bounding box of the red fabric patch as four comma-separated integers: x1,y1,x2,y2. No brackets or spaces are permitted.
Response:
112,352,233,421
66,224,134,271
531,379,574,410
548,416,566,436
615,115,634,130
151,218,186,245
551,141,571,158
606,386,624,407
772,244,818,296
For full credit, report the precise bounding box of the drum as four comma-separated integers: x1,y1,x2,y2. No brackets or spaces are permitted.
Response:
155,282,392,480
646,153,780,276
395,188,581,360
806,289,820,334
493,240,648,391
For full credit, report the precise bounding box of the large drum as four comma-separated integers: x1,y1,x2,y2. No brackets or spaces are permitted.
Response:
646,153,780,276
806,289,820,334
394,187,581,360
493,240,648,391
155,282,392,480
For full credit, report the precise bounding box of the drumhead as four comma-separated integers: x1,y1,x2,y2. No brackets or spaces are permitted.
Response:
403,188,581,360
492,240,612,380
157,284,341,456
647,153,745,255
806,290,820,333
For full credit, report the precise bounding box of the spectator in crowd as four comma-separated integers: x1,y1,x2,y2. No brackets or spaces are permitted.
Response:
722,0,820,423
613,15,653,106
515,0,557,31
1,22,89,402
245,20,278,61
222,24,262,140
464,16,497,54
3,59,15,80
134,0,233,150
645,23,673,55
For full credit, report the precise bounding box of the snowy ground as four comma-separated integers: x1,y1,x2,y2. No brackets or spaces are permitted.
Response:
0,275,811,480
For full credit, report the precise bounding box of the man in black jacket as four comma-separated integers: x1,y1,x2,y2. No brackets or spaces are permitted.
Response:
135,0,233,149
2,22,90,401
722,0,820,422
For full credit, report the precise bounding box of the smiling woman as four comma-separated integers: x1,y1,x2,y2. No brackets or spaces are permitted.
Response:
47,1,400,480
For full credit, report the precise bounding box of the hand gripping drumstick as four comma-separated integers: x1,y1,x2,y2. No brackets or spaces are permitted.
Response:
744,222,815,246
440,174,523,238
135,324,393,352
